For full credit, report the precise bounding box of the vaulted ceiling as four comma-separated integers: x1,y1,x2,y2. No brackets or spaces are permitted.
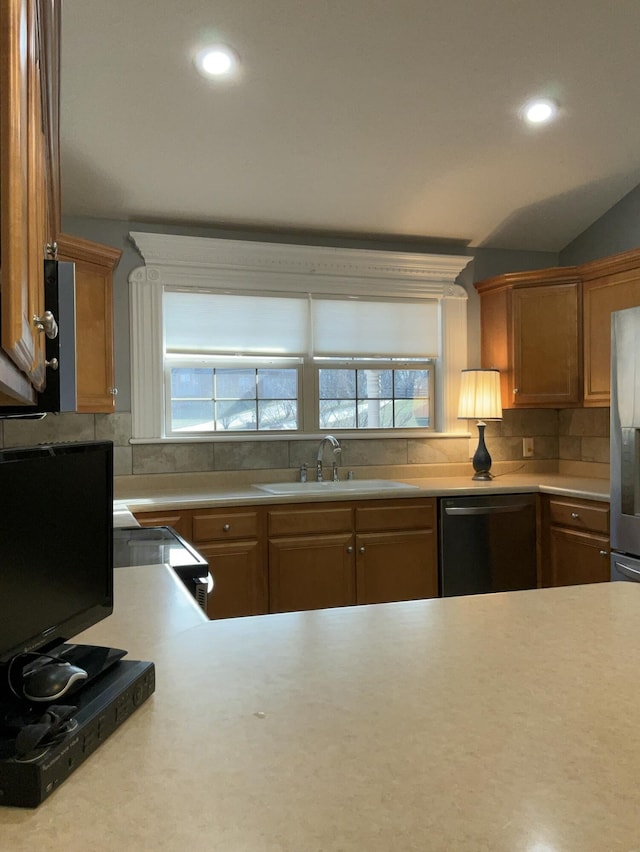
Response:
60,0,640,252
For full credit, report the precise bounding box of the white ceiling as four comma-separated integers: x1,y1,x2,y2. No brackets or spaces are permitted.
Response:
60,0,640,252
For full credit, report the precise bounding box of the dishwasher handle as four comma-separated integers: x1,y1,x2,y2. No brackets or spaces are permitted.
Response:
443,504,530,516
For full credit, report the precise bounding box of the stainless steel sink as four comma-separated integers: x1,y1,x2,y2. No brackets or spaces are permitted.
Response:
253,479,419,495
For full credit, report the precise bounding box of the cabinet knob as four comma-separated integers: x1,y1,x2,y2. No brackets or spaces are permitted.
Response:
109,387,119,396
223,523,231,532
33,310,58,339
514,388,519,394
359,546,365,554
346,546,353,554
599,550,608,557
571,512,580,519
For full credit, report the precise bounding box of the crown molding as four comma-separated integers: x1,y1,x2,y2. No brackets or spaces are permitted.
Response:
129,232,470,299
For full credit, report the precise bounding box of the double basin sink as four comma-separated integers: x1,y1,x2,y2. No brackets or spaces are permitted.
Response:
254,479,419,496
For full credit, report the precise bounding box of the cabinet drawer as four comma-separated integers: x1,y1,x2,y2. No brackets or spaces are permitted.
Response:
548,498,609,534
192,510,259,542
268,506,352,536
134,510,192,539
355,499,435,532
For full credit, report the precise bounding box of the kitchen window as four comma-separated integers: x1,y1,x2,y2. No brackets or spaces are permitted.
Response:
162,291,436,435
128,233,470,441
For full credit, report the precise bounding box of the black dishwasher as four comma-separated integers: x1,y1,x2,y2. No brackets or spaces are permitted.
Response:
439,494,537,596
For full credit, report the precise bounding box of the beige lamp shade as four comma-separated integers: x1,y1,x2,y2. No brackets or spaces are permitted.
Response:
458,369,502,421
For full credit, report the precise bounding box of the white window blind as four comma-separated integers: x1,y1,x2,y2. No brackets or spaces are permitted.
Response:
311,298,438,357
164,291,308,355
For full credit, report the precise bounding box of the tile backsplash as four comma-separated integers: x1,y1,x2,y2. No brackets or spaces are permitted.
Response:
0,407,610,480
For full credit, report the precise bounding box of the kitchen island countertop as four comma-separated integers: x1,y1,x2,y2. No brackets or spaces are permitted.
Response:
1,566,637,851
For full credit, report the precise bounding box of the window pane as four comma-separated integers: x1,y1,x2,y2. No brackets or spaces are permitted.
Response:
258,399,298,430
394,399,429,427
171,401,214,431
215,400,257,430
319,369,356,399
216,369,256,400
357,369,392,398
319,400,357,428
357,399,393,428
258,369,297,400
171,367,213,399
394,369,430,399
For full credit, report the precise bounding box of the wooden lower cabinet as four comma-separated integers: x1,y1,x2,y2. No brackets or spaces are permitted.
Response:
269,533,355,613
196,539,266,619
267,498,438,613
355,529,437,604
191,507,267,620
540,495,610,587
134,496,439,617
548,527,610,587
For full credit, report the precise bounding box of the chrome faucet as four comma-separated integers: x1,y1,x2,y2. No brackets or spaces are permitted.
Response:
316,435,341,481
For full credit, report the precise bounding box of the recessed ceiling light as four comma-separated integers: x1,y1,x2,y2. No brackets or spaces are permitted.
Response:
194,44,239,79
522,98,558,125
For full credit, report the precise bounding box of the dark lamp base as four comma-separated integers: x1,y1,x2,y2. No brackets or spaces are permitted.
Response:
471,422,493,481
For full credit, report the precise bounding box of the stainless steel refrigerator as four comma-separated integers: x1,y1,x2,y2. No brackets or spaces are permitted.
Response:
610,305,640,581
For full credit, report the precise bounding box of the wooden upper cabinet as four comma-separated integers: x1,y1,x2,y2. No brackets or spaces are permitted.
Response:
581,248,640,407
0,0,61,404
56,234,122,412
475,268,582,408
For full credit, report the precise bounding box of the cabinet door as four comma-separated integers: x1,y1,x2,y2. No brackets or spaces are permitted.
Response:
0,0,59,402
56,234,121,412
269,533,355,613
197,540,266,619
549,527,609,587
356,529,438,605
134,510,192,540
583,269,640,406
511,282,581,407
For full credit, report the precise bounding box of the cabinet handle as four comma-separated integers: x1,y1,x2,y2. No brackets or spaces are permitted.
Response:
571,512,580,519
359,546,365,554
222,523,231,532
599,550,608,557
346,546,353,554
33,310,58,339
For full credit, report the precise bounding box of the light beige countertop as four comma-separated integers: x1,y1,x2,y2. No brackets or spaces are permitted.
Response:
2,568,638,850
114,471,609,514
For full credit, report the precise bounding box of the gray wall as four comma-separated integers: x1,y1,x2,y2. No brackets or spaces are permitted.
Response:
560,182,640,265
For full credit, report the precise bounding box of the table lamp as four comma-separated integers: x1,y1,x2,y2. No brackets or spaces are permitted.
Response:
458,369,502,480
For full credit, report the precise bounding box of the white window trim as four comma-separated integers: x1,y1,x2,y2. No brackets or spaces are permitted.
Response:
128,232,470,441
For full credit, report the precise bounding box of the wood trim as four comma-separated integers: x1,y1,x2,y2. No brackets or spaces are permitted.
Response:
475,266,580,294
56,233,122,268
579,247,640,281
